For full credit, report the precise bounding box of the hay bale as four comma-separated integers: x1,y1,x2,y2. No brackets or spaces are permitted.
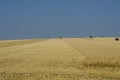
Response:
89,36,93,38
59,36,63,39
115,38,119,41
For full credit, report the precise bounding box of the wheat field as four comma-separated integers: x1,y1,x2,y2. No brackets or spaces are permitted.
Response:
0,38,120,80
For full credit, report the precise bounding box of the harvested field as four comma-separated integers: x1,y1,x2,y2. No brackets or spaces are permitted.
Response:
0,38,120,80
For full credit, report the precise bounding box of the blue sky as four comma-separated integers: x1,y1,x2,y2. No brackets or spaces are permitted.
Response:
0,0,120,39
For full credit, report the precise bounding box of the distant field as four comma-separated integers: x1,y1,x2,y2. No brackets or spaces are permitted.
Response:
0,39,46,48
0,38,120,80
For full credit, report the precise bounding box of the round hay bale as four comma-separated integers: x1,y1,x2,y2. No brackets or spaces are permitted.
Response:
115,38,119,41
89,36,93,38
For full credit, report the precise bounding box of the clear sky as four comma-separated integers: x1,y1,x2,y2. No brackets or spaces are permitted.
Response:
0,0,120,39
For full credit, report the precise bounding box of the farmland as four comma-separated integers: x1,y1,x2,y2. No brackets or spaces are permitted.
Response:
0,38,120,80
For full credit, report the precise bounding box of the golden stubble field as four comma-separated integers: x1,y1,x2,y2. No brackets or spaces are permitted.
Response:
0,38,120,80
